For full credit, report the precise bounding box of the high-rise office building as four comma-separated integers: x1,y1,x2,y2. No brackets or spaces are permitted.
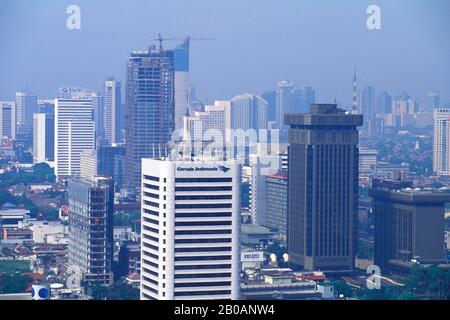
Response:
125,44,175,190
15,90,37,136
249,153,282,226
68,176,114,286
183,102,228,143
174,37,190,130
140,157,241,300
98,144,126,189
276,80,294,131
433,108,450,175
361,85,376,134
90,92,103,142
427,91,440,111
80,149,98,179
54,88,95,178
377,91,392,114
265,170,288,240
370,180,450,271
230,93,267,138
285,104,363,272
261,90,276,122
0,103,16,139
300,86,316,114
33,113,54,164
103,78,122,144
351,69,358,114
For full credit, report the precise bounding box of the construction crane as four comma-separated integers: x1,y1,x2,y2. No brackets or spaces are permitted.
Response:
150,33,216,51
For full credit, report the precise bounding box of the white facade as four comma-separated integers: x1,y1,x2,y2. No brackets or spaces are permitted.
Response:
141,158,241,300
33,113,54,164
183,102,228,143
54,93,95,178
175,71,189,131
249,154,282,226
28,221,69,245
80,149,98,179
230,94,268,134
359,148,378,174
433,108,450,175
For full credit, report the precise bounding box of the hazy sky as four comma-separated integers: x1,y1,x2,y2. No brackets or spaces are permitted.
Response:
1,0,449,107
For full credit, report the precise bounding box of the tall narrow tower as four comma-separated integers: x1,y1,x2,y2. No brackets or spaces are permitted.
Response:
285,104,363,272
352,68,358,114
125,43,175,191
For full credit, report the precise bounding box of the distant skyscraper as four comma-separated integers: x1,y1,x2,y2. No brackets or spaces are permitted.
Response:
377,91,392,114
370,180,450,270
68,176,114,286
230,93,268,134
90,92,103,142
174,37,190,130
427,90,440,111
433,108,450,175
361,85,376,134
140,157,241,300
183,102,228,143
15,90,37,136
285,104,363,272
125,44,175,190
300,86,316,113
103,78,122,145
261,90,276,122
352,69,358,114
54,88,95,178
249,153,282,226
276,80,294,131
0,103,16,139
33,113,54,164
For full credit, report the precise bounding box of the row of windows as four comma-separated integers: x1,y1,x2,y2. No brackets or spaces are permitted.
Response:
143,225,159,234
175,178,232,183
143,242,158,251
174,264,231,270
144,200,159,208
175,195,232,200
174,281,231,288
144,192,159,199
143,216,159,225
144,208,159,216
174,238,231,244
175,221,231,226
175,212,232,218
175,273,231,279
144,183,159,190
174,247,231,253
174,290,231,297
142,267,158,277
143,250,159,260
175,230,231,235
175,255,231,261
175,203,232,209
175,186,232,192
143,175,159,182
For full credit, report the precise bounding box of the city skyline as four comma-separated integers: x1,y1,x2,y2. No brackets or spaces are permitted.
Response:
0,0,449,107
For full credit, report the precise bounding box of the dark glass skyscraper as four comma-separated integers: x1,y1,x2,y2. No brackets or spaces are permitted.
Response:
125,44,175,190
285,104,363,272
67,176,114,286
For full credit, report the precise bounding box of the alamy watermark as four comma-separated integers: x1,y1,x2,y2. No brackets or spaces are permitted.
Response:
66,5,81,30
